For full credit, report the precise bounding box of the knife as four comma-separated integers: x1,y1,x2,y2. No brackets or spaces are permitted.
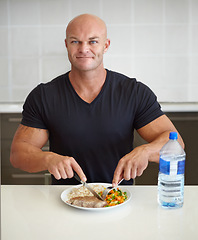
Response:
73,172,104,201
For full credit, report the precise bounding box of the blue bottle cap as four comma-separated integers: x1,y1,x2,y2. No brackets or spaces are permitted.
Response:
169,132,178,140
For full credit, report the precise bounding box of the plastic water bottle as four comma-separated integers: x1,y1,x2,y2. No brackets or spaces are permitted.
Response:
158,132,185,209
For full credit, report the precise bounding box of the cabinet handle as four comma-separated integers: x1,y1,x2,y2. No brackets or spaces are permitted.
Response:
8,118,22,122
12,174,45,179
170,116,198,121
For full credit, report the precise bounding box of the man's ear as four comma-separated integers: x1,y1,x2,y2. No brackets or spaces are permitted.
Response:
104,39,110,53
65,39,67,48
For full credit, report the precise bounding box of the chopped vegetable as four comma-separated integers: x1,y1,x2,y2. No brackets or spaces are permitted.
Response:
99,188,128,207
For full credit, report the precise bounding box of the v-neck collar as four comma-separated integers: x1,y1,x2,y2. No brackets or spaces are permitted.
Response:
66,69,109,106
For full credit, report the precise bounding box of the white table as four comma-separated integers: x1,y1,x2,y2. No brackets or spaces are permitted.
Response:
1,185,198,240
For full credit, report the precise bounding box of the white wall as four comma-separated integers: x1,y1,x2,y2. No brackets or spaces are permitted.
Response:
0,0,198,103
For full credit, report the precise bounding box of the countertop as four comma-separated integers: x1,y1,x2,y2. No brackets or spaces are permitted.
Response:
1,185,198,240
0,102,198,113
0,103,23,113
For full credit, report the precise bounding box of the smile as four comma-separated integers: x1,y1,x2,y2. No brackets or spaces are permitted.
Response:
76,56,93,59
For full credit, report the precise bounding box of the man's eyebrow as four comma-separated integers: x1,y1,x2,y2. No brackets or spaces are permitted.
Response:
68,36,99,39
68,36,100,41
89,37,99,40
69,36,78,39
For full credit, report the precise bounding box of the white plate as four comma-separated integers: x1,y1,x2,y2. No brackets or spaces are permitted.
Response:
60,183,132,211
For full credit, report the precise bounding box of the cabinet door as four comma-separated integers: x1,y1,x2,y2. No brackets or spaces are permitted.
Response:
134,112,198,185
1,113,49,185
166,112,198,185
1,113,22,139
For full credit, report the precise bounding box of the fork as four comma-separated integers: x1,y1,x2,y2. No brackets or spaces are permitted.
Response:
101,178,124,200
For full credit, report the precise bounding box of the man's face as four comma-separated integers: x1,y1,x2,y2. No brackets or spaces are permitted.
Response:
65,16,110,72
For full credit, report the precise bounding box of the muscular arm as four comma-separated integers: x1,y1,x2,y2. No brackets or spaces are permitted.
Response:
137,114,184,162
112,114,184,185
10,124,86,181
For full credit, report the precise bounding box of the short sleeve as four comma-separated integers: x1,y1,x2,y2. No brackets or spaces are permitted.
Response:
21,84,47,129
134,82,164,129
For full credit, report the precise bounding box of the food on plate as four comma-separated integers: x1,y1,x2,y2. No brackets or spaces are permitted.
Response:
67,185,105,199
68,196,107,208
67,184,128,208
67,185,106,208
99,188,128,207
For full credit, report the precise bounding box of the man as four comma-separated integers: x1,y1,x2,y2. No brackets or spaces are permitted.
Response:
10,14,184,186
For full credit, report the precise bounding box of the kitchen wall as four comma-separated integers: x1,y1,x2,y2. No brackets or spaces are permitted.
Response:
0,0,198,103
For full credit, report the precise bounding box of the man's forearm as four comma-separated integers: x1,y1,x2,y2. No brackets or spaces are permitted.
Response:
10,141,87,181
145,130,184,163
10,141,54,173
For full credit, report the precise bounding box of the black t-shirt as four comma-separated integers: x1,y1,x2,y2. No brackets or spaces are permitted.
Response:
21,69,164,185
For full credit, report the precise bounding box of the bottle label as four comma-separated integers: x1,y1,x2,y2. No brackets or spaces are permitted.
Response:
159,158,170,175
178,160,185,174
159,158,185,175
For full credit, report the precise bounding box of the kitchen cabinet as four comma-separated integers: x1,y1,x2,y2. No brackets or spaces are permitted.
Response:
135,112,198,185
1,113,49,184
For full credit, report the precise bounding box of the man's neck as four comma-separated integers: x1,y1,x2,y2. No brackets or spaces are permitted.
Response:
68,67,107,103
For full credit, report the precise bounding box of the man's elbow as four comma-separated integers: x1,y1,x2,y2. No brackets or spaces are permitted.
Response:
10,144,21,169
177,133,185,149
10,152,18,168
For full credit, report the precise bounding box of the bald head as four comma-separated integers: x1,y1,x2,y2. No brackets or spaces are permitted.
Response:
65,14,110,73
66,14,107,40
